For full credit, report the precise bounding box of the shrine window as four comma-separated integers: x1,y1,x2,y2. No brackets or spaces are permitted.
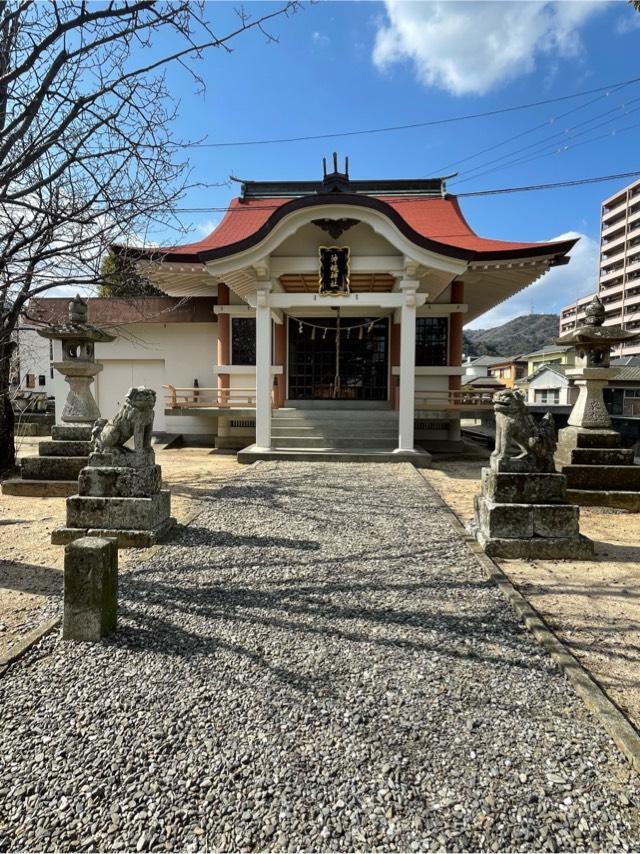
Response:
231,318,256,365
415,317,448,366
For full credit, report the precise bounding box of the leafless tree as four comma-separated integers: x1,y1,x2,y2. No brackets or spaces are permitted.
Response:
0,0,298,470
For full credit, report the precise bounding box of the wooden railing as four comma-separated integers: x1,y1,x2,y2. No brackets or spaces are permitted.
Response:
163,385,258,410
415,390,495,411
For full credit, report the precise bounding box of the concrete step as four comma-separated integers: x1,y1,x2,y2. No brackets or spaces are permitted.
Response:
271,426,398,438
560,464,640,491
21,456,87,481
238,444,431,467
271,437,398,450
1,479,78,497
273,410,398,423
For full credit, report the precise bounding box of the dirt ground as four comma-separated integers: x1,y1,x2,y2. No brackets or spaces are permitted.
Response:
421,460,640,731
0,436,244,660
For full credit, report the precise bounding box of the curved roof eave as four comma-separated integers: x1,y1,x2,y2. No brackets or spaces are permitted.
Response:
117,193,578,267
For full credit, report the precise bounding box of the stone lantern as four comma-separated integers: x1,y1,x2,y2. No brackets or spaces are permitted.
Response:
2,296,116,498
554,294,640,509
38,295,115,423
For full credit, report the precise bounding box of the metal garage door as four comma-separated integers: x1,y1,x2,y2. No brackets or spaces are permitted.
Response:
96,359,166,431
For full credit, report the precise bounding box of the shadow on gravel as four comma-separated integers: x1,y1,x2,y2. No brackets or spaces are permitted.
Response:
113,571,551,685
172,524,321,551
0,560,62,597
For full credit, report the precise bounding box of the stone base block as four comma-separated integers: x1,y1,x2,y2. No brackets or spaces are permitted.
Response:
1,479,78,498
560,464,640,491
559,447,635,466
475,496,580,539
474,528,594,560
481,469,568,504
567,489,640,512
555,427,621,466
66,490,171,530
53,518,176,549
39,440,92,457
89,448,155,469
78,465,162,498
63,537,118,641
21,455,87,481
52,424,93,442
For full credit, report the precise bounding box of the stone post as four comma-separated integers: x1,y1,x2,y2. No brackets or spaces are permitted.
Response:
63,537,118,641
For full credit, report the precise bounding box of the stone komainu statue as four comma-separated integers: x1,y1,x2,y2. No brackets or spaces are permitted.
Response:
91,386,156,453
491,389,556,473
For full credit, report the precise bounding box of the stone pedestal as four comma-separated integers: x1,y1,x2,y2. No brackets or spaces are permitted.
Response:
1,423,92,497
555,425,640,512
63,537,118,641
52,447,175,548
472,469,593,559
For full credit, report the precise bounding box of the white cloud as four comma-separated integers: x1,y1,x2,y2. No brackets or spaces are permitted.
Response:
465,230,599,329
615,8,640,34
195,218,218,237
311,31,330,47
372,1,607,96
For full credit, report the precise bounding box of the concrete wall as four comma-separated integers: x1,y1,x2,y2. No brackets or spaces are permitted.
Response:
16,327,55,395
54,322,217,434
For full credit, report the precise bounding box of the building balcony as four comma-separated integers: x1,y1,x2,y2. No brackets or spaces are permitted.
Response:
602,297,624,312
602,215,627,237
601,230,627,252
602,195,628,220
600,265,625,283
601,246,627,266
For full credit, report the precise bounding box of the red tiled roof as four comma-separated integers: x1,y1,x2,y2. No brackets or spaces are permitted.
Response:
131,194,576,263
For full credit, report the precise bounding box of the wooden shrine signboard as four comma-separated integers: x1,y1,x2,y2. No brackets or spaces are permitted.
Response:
319,246,350,296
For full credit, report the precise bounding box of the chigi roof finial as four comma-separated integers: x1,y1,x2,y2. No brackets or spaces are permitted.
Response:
320,153,350,192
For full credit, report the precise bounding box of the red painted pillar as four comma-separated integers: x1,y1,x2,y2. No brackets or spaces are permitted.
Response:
449,281,464,394
274,320,287,408
217,283,230,401
390,318,400,410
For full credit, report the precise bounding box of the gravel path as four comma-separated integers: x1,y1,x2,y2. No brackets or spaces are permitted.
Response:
1,461,638,852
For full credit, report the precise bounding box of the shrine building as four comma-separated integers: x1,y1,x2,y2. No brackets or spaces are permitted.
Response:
124,158,576,464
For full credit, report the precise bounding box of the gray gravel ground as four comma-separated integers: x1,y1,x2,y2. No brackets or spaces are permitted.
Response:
1,461,638,853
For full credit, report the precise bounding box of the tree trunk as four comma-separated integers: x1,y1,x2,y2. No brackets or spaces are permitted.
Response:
0,343,16,471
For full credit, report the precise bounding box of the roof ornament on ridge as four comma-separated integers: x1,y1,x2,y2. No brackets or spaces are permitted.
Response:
320,152,351,193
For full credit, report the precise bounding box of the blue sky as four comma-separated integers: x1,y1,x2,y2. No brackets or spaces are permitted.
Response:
152,0,640,328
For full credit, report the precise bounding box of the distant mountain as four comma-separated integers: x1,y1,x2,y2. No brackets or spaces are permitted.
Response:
464,314,559,358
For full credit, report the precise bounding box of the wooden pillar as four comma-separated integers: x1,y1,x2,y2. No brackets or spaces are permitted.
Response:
390,318,400,410
449,280,464,393
274,320,286,409
217,283,230,398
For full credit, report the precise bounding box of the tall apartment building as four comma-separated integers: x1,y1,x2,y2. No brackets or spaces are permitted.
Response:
559,177,640,357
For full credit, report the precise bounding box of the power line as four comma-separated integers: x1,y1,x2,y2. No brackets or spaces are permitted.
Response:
451,103,640,187
449,89,640,184
456,170,640,198
182,75,640,148
431,78,638,176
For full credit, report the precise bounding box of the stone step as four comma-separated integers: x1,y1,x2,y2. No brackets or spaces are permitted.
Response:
1,479,78,497
39,440,92,457
51,424,93,441
566,489,640,512
21,456,87,481
560,464,640,491
566,447,635,466
237,444,432,467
